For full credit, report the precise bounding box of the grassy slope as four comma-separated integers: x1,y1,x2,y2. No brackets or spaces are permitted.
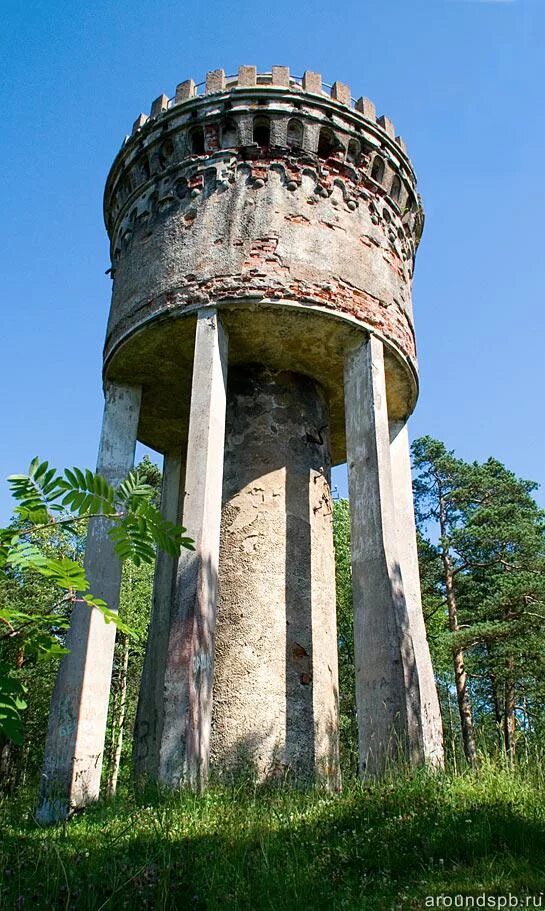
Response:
1,762,545,911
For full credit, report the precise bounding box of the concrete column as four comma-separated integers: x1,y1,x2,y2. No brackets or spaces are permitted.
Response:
389,420,444,766
344,334,424,775
37,382,141,823
212,366,340,787
158,309,228,790
132,452,184,783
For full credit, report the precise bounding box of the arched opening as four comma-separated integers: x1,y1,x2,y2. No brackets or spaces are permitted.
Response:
221,119,238,149
189,126,205,155
253,117,270,147
287,118,303,149
347,139,360,164
317,127,336,159
391,175,402,202
371,155,385,184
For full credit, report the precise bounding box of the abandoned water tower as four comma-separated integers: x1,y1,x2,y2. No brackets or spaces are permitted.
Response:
38,65,444,823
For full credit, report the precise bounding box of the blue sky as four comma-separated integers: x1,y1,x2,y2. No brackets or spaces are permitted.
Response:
1,0,544,519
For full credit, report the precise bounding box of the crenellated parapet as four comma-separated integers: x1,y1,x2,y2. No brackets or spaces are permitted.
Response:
104,66,423,257
129,66,408,150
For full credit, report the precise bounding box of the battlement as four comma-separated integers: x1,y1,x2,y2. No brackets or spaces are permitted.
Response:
104,64,424,290
128,66,407,155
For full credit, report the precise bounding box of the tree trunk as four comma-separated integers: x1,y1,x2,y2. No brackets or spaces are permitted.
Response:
106,633,129,798
438,490,478,767
503,655,516,763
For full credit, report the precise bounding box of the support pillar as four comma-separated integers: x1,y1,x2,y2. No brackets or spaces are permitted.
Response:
158,308,228,790
389,420,444,766
37,382,141,823
132,452,184,783
344,334,424,775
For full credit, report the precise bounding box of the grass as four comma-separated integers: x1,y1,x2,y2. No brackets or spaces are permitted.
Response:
1,760,545,911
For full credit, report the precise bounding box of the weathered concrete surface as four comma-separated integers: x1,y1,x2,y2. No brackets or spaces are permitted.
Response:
158,309,228,790
344,335,424,775
132,452,184,782
212,367,340,786
389,420,444,766
37,382,141,823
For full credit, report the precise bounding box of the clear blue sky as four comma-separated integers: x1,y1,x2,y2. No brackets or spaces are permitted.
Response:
1,0,544,520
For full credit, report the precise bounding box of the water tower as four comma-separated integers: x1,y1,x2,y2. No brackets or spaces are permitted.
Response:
38,66,443,823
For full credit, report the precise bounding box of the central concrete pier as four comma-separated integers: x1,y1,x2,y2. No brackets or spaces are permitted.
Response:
213,366,340,785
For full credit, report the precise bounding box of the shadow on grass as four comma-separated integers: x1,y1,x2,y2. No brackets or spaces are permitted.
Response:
1,770,545,911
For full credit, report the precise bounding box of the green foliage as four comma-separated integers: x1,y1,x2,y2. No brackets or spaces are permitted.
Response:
1,763,545,909
332,499,358,777
0,661,27,745
0,457,192,746
134,454,163,507
3,457,193,570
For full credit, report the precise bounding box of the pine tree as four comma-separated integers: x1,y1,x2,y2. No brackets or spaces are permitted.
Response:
413,438,545,763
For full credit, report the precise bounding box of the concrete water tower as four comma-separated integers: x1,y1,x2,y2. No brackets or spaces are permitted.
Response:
38,66,443,822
